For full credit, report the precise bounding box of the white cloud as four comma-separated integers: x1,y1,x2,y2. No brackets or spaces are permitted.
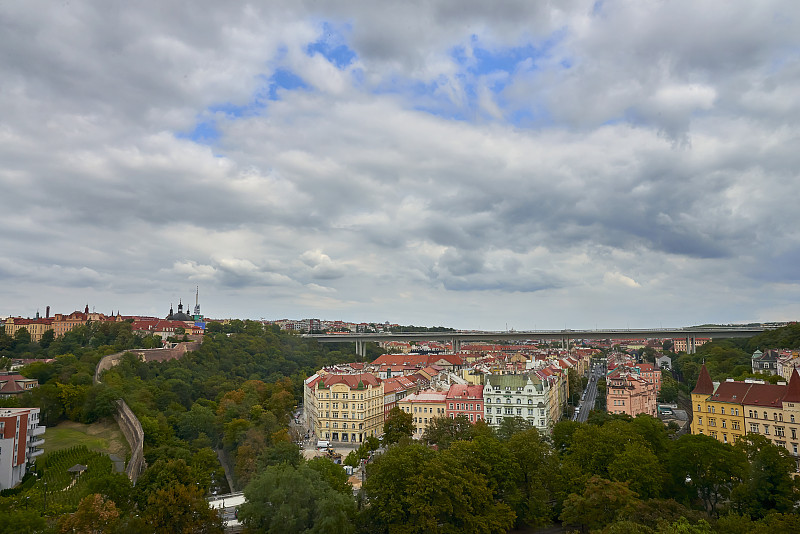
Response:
1,1,799,328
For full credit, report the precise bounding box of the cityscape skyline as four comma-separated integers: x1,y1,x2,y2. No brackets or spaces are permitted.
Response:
2,2,800,330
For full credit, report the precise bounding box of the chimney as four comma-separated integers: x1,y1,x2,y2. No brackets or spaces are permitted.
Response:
46,306,50,318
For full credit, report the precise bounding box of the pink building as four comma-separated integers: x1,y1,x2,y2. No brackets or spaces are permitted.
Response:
606,370,657,417
446,384,484,423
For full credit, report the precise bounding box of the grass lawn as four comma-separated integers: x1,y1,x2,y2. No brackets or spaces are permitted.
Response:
43,419,130,460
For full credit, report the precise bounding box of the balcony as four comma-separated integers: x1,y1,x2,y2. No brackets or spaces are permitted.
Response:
28,437,44,448
28,447,44,458
30,425,45,436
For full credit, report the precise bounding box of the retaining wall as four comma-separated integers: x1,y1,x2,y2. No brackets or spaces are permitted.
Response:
94,341,200,483
115,399,145,482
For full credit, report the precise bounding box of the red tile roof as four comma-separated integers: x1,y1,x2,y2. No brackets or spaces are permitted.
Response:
741,383,784,408
784,369,800,403
446,384,483,400
319,373,381,389
711,381,754,404
692,364,715,395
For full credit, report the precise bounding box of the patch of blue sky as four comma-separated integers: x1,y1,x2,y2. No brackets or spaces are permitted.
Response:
268,68,309,100
176,119,220,144
306,21,357,69
177,67,310,146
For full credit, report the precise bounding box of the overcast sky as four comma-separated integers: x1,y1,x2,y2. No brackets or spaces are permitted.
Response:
1,1,799,330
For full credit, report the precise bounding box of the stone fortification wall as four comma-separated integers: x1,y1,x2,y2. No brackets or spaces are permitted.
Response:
94,341,200,483
115,399,145,482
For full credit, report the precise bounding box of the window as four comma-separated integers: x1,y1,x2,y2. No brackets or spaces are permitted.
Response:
764,411,768,420
450,403,454,409
721,407,725,414
750,423,759,433
732,421,740,430
486,398,491,404
792,428,797,440
764,425,770,435
722,420,727,428
792,415,796,423
776,426,786,438
698,417,703,425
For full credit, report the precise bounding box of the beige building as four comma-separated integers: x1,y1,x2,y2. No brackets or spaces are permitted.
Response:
399,390,448,438
3,318,53,343
311,373,383,445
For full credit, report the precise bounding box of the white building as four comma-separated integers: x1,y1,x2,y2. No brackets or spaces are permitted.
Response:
483,374,552,432
0,407,44,490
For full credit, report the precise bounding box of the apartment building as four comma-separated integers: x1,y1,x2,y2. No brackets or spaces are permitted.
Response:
692,365,800,465
399,390,448,438
607,369,658,417
0,407,44,490
3,317,53,343
446,384,484,423
310,373,383,445
483,374,552,432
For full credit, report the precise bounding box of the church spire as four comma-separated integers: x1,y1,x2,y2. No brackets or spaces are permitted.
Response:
193,286,201,316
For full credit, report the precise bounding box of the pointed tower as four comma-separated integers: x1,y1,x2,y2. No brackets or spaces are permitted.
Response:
690,364,715,436
193,286,201,317
692,364,715,396
177,299,183,314
784,368,800,403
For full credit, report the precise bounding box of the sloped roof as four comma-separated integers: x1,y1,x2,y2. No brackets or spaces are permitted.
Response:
692,364,715,395
712,381,754,404
784,369,800,403
446,384,484,400
741,382,783,408
319,373,381,389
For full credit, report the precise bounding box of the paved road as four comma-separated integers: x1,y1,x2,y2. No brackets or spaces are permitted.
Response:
573,363,604,422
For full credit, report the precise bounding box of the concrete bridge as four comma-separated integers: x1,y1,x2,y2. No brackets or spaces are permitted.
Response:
303,326,769,359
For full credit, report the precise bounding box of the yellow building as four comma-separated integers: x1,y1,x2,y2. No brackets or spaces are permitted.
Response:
691,366,747,445
398,390,448,438
311,373,383,445
692,365,800,464
3,317,53,343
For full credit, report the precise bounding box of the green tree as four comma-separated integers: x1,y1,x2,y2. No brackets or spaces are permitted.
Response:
669,434,747,517
382,406,413,445
0,510,47,534
363,442,514,533
422,414,472,449
495,416,534,441
14,327,31,345
307,456,352,495
608,442,666,499
239,463,355,534
142,484,224,534
135,458,194,509
506,428,556,528
560,476,641,533
731,433,798,518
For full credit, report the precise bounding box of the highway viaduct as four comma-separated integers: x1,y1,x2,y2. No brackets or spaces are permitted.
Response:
302,327,769,359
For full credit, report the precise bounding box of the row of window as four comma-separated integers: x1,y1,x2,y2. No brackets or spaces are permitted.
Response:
318,392,374,400
324,422,364,429
486,397,540,405
696,404,796,423
449,402,482,411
